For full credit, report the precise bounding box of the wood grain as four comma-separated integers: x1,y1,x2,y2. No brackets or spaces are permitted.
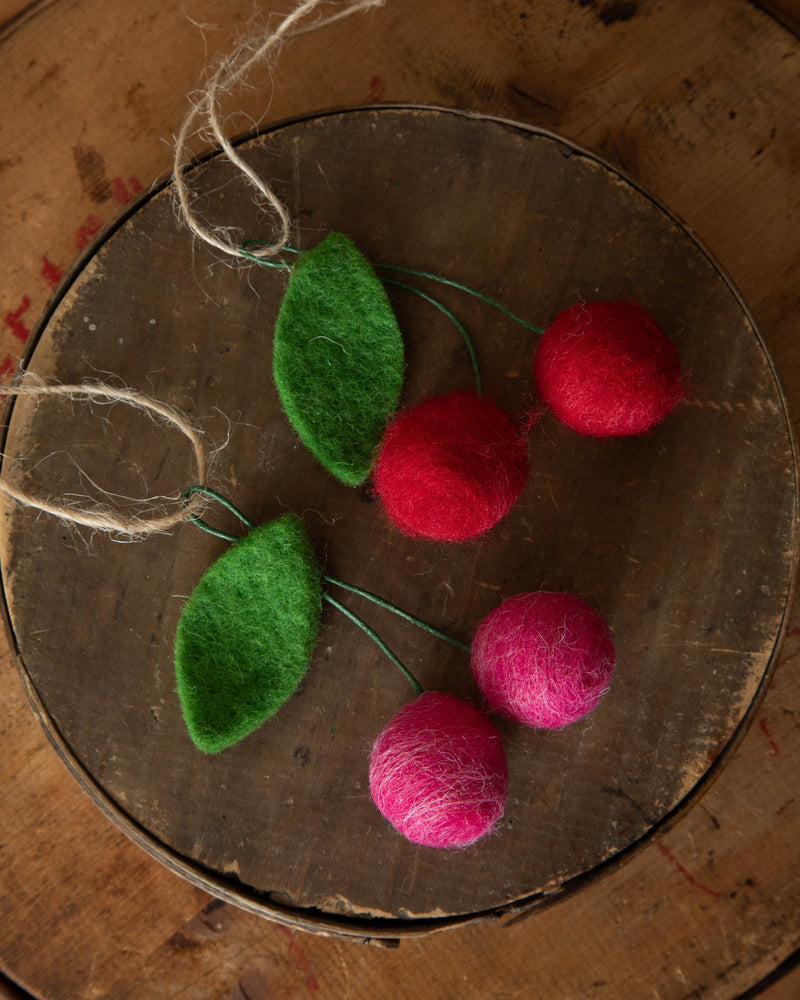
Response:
2,106,796,934
0,0,798,996
753,0,800,36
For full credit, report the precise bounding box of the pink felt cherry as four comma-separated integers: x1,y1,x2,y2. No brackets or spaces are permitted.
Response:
369,690,508,848
471,591,615,728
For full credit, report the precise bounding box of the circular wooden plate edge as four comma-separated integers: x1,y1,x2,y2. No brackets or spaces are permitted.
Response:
1,103,797,939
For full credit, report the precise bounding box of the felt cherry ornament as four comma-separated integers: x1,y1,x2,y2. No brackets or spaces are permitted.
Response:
373,389,530,542
471,591,615,728
533,300,686,437
328,583,506,848
369,690,508,848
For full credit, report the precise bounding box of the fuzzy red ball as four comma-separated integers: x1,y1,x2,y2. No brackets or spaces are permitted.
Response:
369,691,508,848
373,390,530,542
471,591,615,728
533,300,685,437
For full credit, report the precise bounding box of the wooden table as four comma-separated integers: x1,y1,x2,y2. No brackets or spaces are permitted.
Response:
1,1,799,996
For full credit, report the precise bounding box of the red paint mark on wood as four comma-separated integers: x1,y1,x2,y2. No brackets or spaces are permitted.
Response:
111,177,129,204
368,74,385,102
656,843,721,898
111,176,143,205
41,256,65,289
277,925,320,992
0,354,16,381
785,627,800,638
4,296,31,342
76,215,103,250
759,717,779,754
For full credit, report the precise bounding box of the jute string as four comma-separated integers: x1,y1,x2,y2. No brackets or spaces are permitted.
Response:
0,380,208,537
173,0,386,261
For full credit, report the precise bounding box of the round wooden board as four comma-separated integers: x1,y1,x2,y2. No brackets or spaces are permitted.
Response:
0,106,795,936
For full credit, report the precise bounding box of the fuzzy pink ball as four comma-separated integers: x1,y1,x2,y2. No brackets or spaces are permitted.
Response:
368,691,508,848
471,592,615,728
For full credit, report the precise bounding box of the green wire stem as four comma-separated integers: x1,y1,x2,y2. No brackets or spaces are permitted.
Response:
237,239,484,394
323,592,423,696
237,240,542,336
381,277,482,396
323,574,470,654
180,485,255,542
237,250,292,270
376,262,544,334
240,239,300,264
180,487,462,695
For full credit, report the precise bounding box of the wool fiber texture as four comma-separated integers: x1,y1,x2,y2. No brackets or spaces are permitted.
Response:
175,514,322,753
374,389,529,542
273,232,404,485
369,691,508,848
472,591,615,728
533,300,685,436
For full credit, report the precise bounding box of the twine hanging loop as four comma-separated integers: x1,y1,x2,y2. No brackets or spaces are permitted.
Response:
0,379,209,538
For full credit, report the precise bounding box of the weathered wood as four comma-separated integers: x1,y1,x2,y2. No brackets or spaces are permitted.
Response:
0,971,32,1000
3,106,794,933
754,0,800,36
0,0,799,996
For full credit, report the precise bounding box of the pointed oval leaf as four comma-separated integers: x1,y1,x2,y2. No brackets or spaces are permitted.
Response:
174,513,321,754
273,232,404,485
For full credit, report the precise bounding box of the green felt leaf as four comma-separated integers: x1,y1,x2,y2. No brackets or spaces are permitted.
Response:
174,514,322,754
273,232,404,486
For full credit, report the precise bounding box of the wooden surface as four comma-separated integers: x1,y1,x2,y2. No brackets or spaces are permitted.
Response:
2,105,797,935
1,0,799,995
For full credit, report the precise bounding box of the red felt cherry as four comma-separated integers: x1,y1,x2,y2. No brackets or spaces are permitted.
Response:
373,389,530,542
533,300,685,437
